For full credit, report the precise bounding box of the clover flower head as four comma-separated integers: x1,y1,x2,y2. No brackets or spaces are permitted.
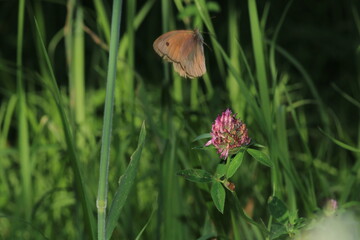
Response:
205,109,251,159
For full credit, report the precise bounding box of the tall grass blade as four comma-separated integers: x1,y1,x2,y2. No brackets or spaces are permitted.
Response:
226,2,244,115
123,0,136,119
272,44,330,129
211,38,263,124
269,0,293,86
34,19,96,240
118,0,156,57
93,0,110,41
97,0,123,239
194,0,225,77
248,0,271,133
17,0,31,221
71,6,85,124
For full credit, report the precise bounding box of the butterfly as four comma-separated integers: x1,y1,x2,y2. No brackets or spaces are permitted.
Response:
153,29,206,78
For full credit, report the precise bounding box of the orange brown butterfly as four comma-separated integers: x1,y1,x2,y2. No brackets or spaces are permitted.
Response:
153,29,206,78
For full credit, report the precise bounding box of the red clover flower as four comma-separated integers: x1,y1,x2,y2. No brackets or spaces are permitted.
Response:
205,109,251,159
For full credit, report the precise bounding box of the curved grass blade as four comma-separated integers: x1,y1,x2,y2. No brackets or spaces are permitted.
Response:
319,128,360,153
105,122,146,240
332,83,360,109
134,203,156,240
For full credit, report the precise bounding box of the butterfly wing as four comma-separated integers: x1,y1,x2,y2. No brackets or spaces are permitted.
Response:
153,30,206,78
178,32,206,78
153,30,193,63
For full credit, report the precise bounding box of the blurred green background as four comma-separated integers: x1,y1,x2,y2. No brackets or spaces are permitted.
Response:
0,0,360,239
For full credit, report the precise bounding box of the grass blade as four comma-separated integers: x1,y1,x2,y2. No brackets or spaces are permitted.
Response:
106,122,146,239
17,0,32,221
134,204,156,240
248,0,271,132
34,19,96,240
319,129,360,153
194,0,225,77
97,0,124,239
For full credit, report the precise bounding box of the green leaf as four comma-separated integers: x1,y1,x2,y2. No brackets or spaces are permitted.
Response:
193,145,216,151
268,196,289,224
192,133,211,142
215,163,227,178
247,148,273,167
226,151,245,178
177,169,214,183
270,223,288,240
211,182,226,213
106,122,146,239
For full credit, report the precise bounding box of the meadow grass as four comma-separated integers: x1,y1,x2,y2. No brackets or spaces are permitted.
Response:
0,0,359,239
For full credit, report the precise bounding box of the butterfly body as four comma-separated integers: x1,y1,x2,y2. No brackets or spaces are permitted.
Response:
153,29,206,78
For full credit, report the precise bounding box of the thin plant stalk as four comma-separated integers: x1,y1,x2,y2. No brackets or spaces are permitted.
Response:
97,0,123,239
72,6,86,124
93,0,111,41
17,0,31,221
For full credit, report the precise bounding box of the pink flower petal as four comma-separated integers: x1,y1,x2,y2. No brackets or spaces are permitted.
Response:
206,109,251,159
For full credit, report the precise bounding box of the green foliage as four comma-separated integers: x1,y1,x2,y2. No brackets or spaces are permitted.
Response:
177,169,214,183
178,147,270,216
226,151,245,178
268,196,289,224
247,148,273,168
268,196,306,239
106,122,146,239
211,181,226,214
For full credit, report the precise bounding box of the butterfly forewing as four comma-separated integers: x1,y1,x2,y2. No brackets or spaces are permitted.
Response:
153,30,191,61
153,30,206,78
